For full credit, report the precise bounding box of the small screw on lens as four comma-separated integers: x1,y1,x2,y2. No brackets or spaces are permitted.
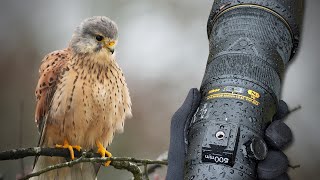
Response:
216,131,225,140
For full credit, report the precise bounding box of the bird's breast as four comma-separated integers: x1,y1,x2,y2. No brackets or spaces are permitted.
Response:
47,62,131,148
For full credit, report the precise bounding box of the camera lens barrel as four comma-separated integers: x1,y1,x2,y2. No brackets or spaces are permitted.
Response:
184,1,303,179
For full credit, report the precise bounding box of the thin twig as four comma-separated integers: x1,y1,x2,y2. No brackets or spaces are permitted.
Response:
19,156,85,180
289,105,302,114
19,101,25,177
145,151,168,175
143,163,149,180
282,105,302,120
146,164,162,175
289,164,301,169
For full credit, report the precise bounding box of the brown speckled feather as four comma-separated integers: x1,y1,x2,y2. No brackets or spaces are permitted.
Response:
35,49,69,133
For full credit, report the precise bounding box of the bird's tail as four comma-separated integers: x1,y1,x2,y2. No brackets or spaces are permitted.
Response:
30,156,99,180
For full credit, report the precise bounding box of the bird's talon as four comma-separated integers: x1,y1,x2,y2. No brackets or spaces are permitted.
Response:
104,160,111,166
55,144,63,148
55,139,81,160
96,141,112,166
105,150,112,158
72,145,82,152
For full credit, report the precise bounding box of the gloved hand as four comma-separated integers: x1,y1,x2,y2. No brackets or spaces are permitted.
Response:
166,88,293,180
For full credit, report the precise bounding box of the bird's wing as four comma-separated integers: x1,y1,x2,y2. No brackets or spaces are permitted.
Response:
33,48,70,168
33,49,101,177
35,48,69,133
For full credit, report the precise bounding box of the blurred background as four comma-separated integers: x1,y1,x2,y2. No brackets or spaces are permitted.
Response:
0,0,319,179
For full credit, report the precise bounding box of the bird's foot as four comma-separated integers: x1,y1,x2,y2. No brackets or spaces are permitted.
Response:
96,141,112,166
56,139,82,160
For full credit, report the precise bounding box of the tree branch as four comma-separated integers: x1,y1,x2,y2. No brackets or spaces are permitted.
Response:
144,151,168,175
0,147,167,180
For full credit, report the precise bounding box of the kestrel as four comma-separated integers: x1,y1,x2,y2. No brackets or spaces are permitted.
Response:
31,16,132,180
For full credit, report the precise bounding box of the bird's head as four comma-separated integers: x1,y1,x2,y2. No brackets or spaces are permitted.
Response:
70,16,118,60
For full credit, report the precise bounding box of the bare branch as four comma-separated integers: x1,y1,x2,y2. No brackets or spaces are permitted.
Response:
0,147,81,161
20,157,144,180
145,151,168,175
0,147,167,180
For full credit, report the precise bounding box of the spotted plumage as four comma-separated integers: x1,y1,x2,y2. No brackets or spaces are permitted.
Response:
32,16,132,180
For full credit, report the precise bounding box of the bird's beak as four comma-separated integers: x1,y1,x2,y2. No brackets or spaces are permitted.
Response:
104,41,116,54
108,47,115,54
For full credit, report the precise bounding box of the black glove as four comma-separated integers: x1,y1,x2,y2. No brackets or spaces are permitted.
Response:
166,89,293,180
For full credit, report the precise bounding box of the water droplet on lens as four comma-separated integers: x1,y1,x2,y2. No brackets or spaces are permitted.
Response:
237,101,243,106
249,117,253,122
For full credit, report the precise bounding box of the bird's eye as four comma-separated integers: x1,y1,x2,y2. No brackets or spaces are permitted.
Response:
95,35,104,41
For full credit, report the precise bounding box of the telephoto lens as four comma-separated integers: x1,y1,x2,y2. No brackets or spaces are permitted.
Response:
184,0,303,179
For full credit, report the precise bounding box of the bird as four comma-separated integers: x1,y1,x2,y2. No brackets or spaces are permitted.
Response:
31,16,132,180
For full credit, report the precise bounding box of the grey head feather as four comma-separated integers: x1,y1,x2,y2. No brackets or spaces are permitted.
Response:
80,16,118,39
70,16,118,54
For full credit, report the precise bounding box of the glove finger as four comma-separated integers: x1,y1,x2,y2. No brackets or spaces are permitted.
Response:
265,120,293,149
273,100,289,121
257,151,289,179
171,88,201,131
167,88,201,180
